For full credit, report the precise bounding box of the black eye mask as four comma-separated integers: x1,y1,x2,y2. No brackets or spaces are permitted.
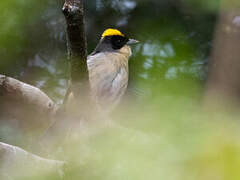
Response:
111,35,129,50
91,35,129,55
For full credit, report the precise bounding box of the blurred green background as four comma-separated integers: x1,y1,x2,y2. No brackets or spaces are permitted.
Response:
2,0,240,180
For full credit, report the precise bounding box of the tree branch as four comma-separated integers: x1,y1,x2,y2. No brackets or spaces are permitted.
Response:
62,0,89,97
205,1,240,106
0,142,65,178
0,74,57,129
38,0,94,147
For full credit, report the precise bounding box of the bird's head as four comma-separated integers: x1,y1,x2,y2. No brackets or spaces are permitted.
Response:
92,28,139,54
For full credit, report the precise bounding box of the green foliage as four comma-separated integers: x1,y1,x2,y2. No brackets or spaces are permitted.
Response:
0,0,49,74
184,0,220,12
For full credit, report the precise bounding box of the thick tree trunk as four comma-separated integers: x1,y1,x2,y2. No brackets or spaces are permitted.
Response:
205,1,240,106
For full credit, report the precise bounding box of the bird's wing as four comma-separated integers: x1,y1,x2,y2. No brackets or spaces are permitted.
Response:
87,53,128,107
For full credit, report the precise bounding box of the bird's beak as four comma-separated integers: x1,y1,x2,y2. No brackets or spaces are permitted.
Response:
127,39,139,45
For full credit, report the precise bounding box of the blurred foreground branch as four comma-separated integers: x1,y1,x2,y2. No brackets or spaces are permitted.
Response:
0,74,57,130
0,142,65,178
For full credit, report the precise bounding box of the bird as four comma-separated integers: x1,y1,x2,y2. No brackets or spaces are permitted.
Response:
87,28,139,113
40,29,138,145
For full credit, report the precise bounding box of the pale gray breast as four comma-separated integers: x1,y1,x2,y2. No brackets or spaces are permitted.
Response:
87,51,129,110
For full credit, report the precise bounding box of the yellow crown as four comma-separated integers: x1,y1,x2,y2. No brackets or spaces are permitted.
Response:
101,28,124,38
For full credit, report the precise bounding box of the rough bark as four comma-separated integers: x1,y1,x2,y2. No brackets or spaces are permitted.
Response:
62,0,89,102
205,1,240,106
0,142,65,178
0,74,57,130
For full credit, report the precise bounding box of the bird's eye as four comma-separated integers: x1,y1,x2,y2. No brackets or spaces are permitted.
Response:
117,39,121,44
